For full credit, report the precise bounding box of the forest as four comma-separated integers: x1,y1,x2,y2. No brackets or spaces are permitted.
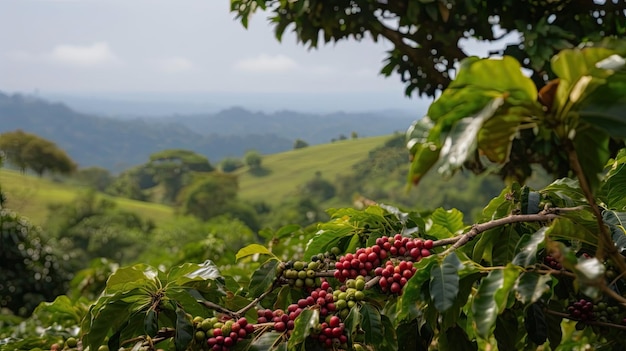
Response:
2,1,626,350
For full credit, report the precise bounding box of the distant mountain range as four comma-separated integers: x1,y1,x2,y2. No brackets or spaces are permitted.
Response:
0,91,419,172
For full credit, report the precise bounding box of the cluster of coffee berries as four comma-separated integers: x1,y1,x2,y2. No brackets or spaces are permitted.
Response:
334,247,381,282
293,280,336,317
374,260,416,295
333,276,366,318
193,316,253,351
310,315,348,349
543,255,563,270
257,308,296,333
592,301,623,324
567,299,595,322
375,234,433,261
282,260,322,288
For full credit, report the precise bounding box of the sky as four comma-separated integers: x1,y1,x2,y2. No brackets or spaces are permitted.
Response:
0,0,516,113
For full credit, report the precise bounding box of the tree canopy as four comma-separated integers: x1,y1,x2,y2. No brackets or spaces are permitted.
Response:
232,0,626,97
0,130,76,176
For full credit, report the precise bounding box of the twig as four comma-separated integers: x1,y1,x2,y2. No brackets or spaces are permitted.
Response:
198,300,239,319
564,141,626,274
365,276,381,290
236,279,282,316
441,211,560,255
544,308,626,331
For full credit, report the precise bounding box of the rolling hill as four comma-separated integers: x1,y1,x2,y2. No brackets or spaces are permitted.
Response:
0,135,393,225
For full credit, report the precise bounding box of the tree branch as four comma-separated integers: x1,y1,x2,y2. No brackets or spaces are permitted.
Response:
441,210,560,255
544,308,626,331
564,141,626,274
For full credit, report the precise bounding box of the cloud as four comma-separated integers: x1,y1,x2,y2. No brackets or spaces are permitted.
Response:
153,57,195,73
49,42,120,67
234,54,298,73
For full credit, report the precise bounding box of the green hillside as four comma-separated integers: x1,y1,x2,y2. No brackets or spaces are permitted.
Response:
0,135,392,225
236,135,390,205
0,169,174,226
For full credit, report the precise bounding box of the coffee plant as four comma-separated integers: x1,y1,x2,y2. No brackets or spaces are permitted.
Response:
2,40,626,351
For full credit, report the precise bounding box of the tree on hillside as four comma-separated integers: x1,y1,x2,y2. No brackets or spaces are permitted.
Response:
177,173,239,221
0,130,76,176
244,149,263,169
146,149,214,203
74,167,115,192
219,157,244,173
294,138,309,149
232,0,625,97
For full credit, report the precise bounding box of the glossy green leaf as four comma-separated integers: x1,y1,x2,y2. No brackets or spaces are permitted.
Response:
428,208,465,238
104,264,159,295
430,252,462,312
604,210,626,252
165,288,210,319
381,314,399,351
573,125,610,193
249,331,284,351
174,304,194,351
288,308,319,349
343,305,361,346
275,224,301,238
399,256,437,321
512,227,547,267
491,225,521,266
248,258,280,297
600,150,626,210
236,244,277,261
471,264,519,338
406,117,441,185
82,297,136,351
524,303,547,345
304,227,353,259
494,310,519,351
166,260,223,287
33,295,83,327
514,272,552,304
360,304,384,346
437,97,505,177
438,325,477,351
144,308,158,337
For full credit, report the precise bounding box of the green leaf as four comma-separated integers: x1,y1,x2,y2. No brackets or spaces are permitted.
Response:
399,256,437,321
304,227,353,259
360,304,384,346
144,308,158,337
82,297,137,351
165,288,211,319
603,210,626,252
174,304,193,351
514,272,552,304
437,97,505,177
471,264,519,338
573,125,610,193
428,208,465,238
275,224,301,238
249,331,284,351
430,252,462,312
288,308,319,349
524,303,547,345
438,325,477,351
236,244,277,261
512,227,547,267
491,226,521,266
248,259,280,297
166,260,223,287
33,295,83,327
104,264,159,295
600,151,626,210
343,305,361,346
406,117,441,186
494,310,519,351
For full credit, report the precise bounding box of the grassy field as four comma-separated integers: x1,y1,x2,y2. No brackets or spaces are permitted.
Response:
0,134,391,224
237,135,390,205
0,169,174,226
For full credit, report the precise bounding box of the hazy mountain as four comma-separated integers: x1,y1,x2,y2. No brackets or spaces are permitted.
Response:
0,92,292,172
0,91,420,172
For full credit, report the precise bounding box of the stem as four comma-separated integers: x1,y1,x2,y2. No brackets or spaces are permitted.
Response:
544,309,626,331
198,300,239,319
441,211,560,255
236,283,278,316
365,276,381,290
564,141,626,273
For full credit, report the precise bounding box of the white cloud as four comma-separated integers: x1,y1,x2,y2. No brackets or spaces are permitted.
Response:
48,42,120,67
153,57,195,73
234,54,298,73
